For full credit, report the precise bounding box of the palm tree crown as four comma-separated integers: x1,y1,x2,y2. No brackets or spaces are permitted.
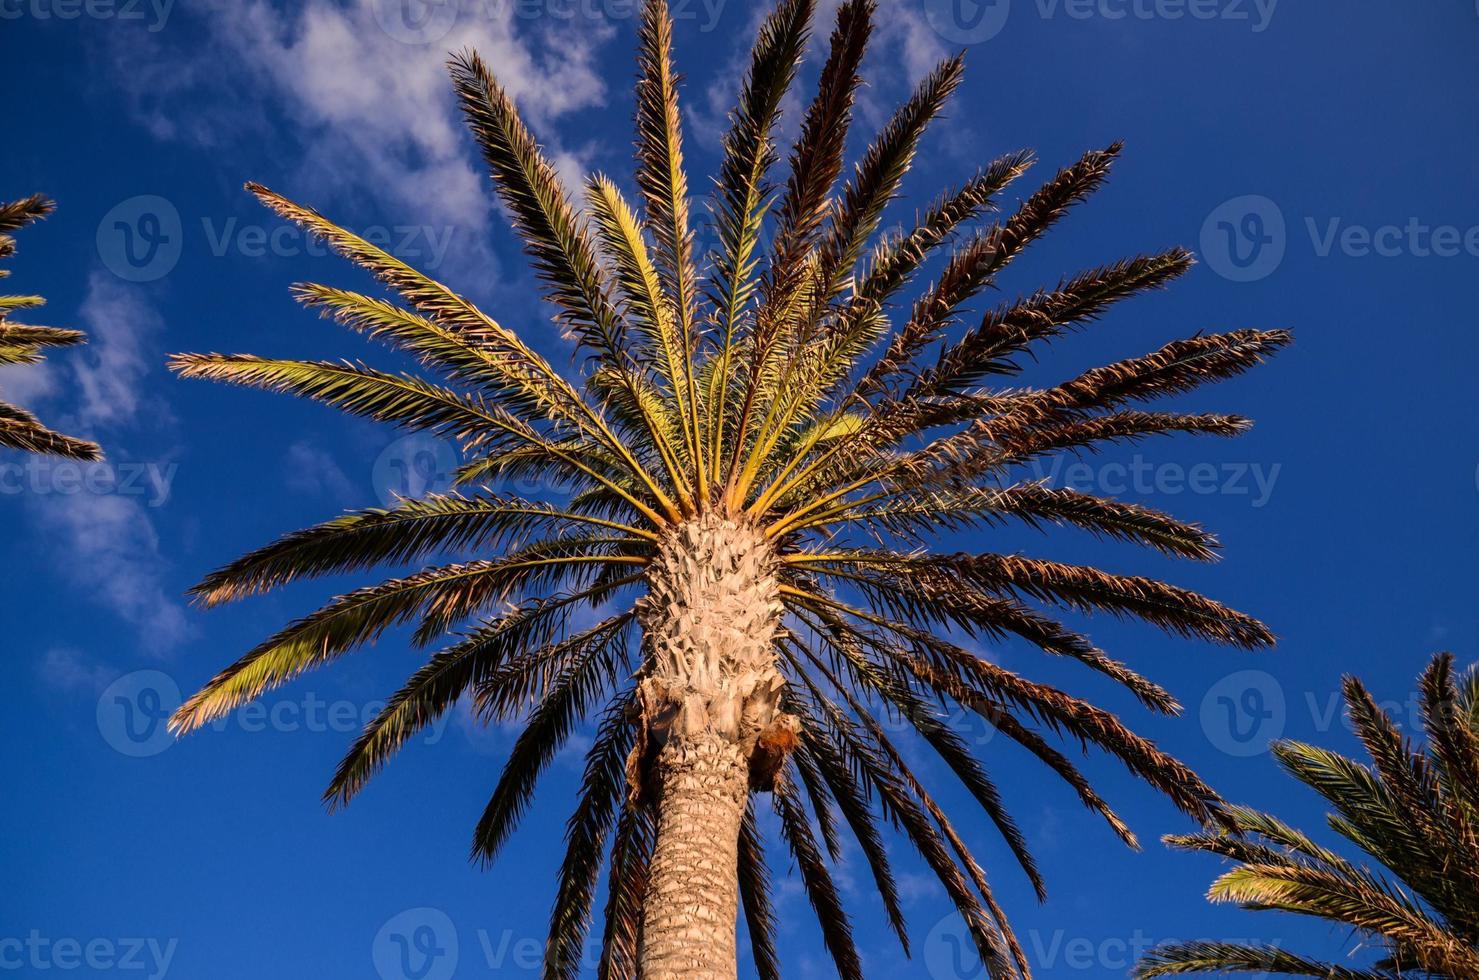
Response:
170,1,1286,976
0,195,101,460
1138,652,1479,979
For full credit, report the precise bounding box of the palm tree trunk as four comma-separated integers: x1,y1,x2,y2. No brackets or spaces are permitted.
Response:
639,733,750,979
634,514,792,980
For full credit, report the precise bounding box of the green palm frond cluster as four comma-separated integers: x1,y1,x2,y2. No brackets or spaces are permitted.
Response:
169,1,1285,975
0,195,101,460
1138,652,1479,978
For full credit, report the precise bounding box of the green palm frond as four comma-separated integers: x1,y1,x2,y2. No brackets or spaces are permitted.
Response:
633,0,705,497
737,802,782,980
595,803,653,980
546,693,636,980
472,614,636,866
774,769,864,979
447,54,623,361
719,0,873,499
822,54,965,296
1138,941,1394,978
191,492,654,607
0,196,101,460
703,0,814,484
1139,652,1479,979
171,3,1287,976
783,686,909,946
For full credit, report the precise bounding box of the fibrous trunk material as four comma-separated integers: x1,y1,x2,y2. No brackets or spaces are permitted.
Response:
638,732,750,978
635,514,793,980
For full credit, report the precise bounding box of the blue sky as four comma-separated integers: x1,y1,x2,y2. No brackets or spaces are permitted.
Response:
3,1,1478,977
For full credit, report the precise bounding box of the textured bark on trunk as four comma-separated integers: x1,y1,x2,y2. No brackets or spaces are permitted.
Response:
640,734,749,979
634,514,790,980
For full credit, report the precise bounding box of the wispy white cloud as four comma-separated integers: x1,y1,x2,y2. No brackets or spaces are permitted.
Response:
1,274,168,437
71,274,169,430
868,1,952,85
284,439,357,503
36,647,117,695
0,288,70,410
11,274,190,651
108,0,614,274
0,352,57,408
30,490,192,650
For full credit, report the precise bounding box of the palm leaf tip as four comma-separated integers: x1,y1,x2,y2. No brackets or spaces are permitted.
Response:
167,690,220,736
0,194,55,233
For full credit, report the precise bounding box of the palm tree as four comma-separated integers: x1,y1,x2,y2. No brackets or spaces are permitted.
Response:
0,195,101,460
168,1,1287,976
1137,652,1479,978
